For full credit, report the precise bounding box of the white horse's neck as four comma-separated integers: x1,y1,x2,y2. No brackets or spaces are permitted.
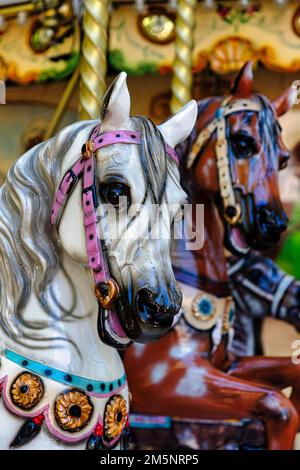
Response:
0,253,124,382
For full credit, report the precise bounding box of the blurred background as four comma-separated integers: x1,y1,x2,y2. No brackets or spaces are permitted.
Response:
0,0,300,425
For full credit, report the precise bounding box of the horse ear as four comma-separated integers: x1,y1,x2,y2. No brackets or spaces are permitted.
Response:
158,100,198,148
230,61,253,98
272,87,296,117
100,72,131,130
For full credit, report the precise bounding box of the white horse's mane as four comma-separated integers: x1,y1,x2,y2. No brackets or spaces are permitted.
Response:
0,116,180,347
0,120,94,344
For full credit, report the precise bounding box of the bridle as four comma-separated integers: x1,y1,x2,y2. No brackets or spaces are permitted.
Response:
187,98,261,225
51,123,179,310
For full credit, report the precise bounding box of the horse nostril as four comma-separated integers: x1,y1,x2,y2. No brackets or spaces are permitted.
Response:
258,207,273,225
136,288,178,324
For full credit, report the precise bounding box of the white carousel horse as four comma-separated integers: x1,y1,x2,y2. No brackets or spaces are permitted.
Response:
0,73,197,449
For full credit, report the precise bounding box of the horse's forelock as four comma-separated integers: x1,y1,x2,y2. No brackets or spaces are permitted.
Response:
255,94,280,156
132,116,168,204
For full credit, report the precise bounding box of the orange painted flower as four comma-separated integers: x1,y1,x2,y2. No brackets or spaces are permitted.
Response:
104,395,127,440
54,389,93,432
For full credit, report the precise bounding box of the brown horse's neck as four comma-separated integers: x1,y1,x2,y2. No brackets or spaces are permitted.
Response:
173,187,230,297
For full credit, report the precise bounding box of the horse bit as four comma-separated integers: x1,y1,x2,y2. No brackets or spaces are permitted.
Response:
51,123,179,309
187,97,261,225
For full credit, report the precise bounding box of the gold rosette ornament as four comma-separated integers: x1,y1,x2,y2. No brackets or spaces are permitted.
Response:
54,389,93,432
10,372,44,410
104,395,127,441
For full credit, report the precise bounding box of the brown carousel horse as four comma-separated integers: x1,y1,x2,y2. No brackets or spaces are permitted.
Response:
124,62,299,450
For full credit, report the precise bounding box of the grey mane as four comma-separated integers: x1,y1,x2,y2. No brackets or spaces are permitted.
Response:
0,120,94,345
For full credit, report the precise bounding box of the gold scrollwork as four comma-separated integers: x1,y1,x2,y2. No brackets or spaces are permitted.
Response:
292,7,300,38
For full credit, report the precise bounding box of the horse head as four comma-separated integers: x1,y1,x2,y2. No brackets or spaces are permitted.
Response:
186,61,295,256
56,73,197,347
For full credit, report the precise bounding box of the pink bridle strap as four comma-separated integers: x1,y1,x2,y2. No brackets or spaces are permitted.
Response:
51,124,179,296
89,125,179,165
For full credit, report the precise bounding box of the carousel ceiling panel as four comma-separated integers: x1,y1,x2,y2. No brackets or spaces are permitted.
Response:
0,1,80,84
108,1,300,75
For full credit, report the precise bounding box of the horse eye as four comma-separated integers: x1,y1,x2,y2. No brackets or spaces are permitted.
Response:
100,183,131,208
231,133,258,159
279,155,289,171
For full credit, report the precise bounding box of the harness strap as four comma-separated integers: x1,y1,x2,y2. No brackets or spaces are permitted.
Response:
187,98,261,225
51,124,179,308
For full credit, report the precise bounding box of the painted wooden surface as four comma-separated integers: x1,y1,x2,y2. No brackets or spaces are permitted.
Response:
109,1,300,75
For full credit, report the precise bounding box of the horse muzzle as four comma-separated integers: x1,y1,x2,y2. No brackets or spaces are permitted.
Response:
129,286,182,342
97,282,182,347
255,205,288,246
223,192,288,255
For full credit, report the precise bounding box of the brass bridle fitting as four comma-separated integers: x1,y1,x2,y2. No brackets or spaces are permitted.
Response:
224,203,242,226
95,279,119,309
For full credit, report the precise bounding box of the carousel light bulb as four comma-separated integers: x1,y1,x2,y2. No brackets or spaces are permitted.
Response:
239,0,249,6
203,0,215,8
274,0,287,6
17,11,28,25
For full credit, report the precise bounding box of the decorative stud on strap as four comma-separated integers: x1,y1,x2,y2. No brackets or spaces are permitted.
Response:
81,141,94,159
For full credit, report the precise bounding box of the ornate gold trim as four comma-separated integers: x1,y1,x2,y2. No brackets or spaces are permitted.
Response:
137,8,176,45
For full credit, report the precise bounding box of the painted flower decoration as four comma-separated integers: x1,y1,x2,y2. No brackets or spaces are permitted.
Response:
54,389,93,432
104,395,127,441
10,372,44,410
216,2,261,25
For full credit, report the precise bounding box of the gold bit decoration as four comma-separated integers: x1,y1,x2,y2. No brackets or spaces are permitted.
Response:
95,279,119,309
104,395,127,441
10,372,44,410
170,0,197,114
54,389,93,432
79,0,111,120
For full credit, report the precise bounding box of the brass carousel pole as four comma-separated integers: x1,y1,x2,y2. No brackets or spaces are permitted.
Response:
170,0,197,114
79,0,110,120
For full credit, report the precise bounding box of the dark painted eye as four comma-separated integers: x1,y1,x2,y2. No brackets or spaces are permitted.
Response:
100,183,131,208
279,154,290,171
231,133,258,159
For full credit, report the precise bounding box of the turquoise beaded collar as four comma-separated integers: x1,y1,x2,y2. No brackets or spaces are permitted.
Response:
3,349,127,397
